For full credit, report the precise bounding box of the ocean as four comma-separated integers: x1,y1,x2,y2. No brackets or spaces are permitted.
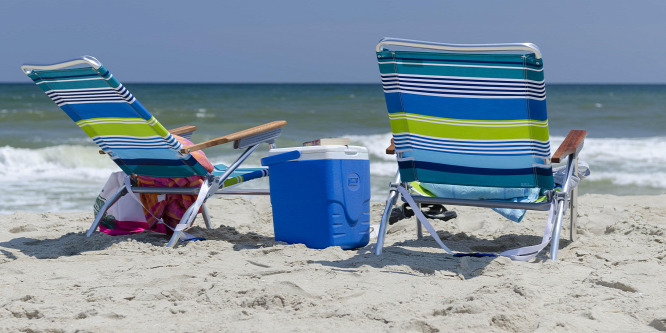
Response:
1,83,665,214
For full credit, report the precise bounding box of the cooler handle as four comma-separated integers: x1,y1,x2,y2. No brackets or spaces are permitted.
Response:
261,150,302,166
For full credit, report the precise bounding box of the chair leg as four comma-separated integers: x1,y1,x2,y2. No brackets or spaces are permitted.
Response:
416,203,423,239
202,204,213,230
166,204,198,247
87,186,128,237
165,178,213,248
375,186,400,255
569,186,578,242
550,198,566,260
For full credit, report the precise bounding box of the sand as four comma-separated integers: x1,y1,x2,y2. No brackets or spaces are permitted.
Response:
1,194,665,332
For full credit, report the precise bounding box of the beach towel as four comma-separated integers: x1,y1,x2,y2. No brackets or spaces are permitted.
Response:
95,135,214,236
137,135,214,234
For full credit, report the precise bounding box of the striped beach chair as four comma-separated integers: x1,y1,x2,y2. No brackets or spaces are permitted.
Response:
22,56,286,247
375,38,586,261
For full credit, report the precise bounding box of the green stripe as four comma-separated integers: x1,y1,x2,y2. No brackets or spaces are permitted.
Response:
389,114,550,141
78,122,162,138
76,117,170,138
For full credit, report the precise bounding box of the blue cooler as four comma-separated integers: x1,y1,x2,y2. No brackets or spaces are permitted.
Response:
261,145,370,250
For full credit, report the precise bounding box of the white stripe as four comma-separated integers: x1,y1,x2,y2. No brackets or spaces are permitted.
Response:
394,140,551,152
383,85,545,96
45,87,117,94
35,77,106,85
380,73,545,85
389,114,549,127
393,133,550,146
77,118,152,126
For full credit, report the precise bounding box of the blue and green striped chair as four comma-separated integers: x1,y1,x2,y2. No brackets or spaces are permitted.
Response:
375,38,586,261
22,56,287,247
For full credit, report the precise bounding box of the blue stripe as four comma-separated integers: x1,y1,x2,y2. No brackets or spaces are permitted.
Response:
60,101,152,121
384,92,548,121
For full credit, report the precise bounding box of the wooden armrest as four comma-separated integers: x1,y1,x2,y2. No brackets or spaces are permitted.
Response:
386,138,396,155
551,130,587,163
168,125,198,136
179,120,287,154
99,126,199,154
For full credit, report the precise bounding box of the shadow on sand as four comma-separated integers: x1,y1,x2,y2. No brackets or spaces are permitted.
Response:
313,230,571,279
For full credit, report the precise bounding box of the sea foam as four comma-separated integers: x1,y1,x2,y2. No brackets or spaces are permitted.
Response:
2,135,665,214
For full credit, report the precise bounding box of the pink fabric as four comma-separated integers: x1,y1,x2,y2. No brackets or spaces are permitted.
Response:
99,221,168,236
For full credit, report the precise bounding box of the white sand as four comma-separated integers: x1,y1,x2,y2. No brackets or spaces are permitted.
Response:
1,194,665,332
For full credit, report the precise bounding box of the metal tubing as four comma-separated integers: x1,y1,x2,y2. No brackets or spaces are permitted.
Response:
376,37,542,59
570,155,579,241
87,186,128,237
374,171,402,255
166,204,198,248
202,205,213,230
215,144,261,191
128,187,270,195
550,156,576,260
416,202,423,239
22,56,102,74
550,200,566,260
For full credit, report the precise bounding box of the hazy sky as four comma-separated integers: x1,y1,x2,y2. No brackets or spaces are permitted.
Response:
2,1,665,83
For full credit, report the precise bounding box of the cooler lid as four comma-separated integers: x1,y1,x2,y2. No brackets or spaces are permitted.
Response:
268,145,369,161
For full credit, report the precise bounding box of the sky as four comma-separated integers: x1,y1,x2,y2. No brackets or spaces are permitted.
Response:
1,1,665,84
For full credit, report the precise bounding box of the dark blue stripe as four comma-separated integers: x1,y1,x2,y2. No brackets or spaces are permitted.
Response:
400,160,552,176
120,155,200,167
387,85,546,98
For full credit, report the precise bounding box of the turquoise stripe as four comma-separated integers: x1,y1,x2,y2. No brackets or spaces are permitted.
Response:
35,77,111,90
104,148,184,160
407,149,549,170
402,169,549,188
212,165,268,178
377,50,544,81
379,63,543,81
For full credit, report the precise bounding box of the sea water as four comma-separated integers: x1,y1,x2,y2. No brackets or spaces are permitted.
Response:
1,83,665,214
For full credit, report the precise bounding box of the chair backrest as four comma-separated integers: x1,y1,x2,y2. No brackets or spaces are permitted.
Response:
22,56,209,178
376,38,554,189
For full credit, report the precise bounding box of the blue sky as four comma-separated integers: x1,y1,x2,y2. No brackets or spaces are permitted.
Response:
2,1,665,83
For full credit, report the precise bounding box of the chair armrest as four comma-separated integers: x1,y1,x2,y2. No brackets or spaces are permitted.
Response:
168,125,198,136
386,138,396,155
179,120,287,154
551,130,587,163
